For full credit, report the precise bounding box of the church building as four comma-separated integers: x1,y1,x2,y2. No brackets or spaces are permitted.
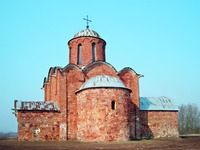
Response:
13,24,179,142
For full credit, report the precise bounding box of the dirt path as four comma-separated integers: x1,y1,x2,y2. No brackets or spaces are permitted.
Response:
0,137,200,150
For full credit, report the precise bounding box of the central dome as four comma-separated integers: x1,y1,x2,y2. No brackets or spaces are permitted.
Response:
74,28,100,38
79,75,128,91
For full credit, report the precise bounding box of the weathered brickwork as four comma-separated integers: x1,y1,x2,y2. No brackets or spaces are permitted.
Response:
140,111,179,138
77,88,133,142
14,27,179,141
58,71,67,140
17,111,60,141
83,61,118,79
119,68,141,139
65,67,84,140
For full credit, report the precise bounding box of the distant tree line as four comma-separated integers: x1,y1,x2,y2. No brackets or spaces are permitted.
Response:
178,104,200,134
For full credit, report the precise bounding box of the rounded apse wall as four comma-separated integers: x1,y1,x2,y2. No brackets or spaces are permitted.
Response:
76,88,131,142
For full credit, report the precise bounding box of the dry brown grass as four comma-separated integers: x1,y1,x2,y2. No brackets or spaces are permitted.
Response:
0,137,200,150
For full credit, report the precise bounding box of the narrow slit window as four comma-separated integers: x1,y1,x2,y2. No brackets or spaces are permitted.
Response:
78,44,82,64
103,45,106,59
92,43,96,62
111,101,116,110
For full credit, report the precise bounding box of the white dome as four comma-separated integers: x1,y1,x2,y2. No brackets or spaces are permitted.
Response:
74,28,100,38
80,75,127,90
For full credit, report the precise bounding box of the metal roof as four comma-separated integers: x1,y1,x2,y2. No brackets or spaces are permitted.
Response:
140,97,178,111
14,100,59,111
80,75,128,90
74,28,100,38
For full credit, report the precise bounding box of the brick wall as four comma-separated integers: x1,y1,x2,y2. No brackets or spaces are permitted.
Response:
119,68,140,139
140,111,179,138
83,61,118,79
58,71,67,140
44,67,67,140
17,111,60,141
77,88,132,142
68,37,106,67
65,66,84,140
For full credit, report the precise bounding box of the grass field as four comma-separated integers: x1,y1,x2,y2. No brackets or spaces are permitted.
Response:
0,136,200,150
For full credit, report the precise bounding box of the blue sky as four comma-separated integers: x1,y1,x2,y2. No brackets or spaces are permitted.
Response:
0,0,199,132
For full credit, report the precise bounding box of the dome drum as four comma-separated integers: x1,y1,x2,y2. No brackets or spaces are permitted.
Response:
68,29,106,67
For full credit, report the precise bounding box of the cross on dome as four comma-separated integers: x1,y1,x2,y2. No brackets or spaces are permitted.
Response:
83,15,92,29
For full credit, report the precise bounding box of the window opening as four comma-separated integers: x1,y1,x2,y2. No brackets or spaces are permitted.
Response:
111,101,116,110
102,45,106,60
92,43,96,62
78,44,82,64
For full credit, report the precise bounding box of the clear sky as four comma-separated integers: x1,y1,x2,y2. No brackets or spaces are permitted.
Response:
0,0,199,132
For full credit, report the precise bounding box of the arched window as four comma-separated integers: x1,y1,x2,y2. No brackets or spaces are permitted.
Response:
102,45,105,51
69,47,71,61
102,45,106,60
111,101,116,110
77,44,82,64
92,43,96,62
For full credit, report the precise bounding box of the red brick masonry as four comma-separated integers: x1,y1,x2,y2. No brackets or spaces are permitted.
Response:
14,28,179,141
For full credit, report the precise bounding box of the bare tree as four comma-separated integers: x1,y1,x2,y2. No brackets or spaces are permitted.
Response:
178,104,200,134
178,105,186,134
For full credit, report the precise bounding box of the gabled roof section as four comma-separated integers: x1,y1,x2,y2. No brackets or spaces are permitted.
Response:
42,64,84,88
118,67,144,77
83,61,118,75
140,97,178,111
43,66,62,87
62,63,82,72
